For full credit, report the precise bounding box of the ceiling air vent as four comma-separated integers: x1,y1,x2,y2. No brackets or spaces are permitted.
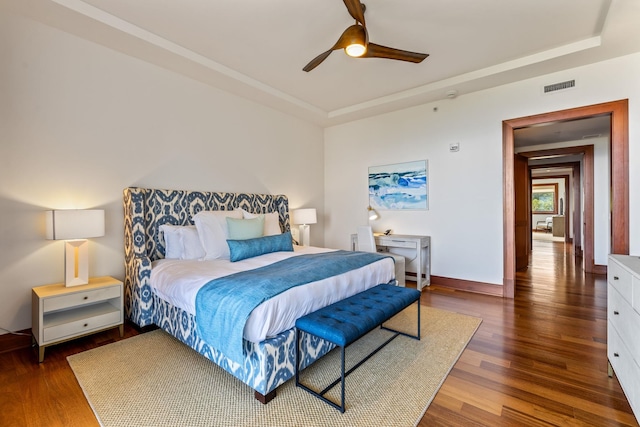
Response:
543,79,575,94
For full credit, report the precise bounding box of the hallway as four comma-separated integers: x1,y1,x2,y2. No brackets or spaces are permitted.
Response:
419,240,637,425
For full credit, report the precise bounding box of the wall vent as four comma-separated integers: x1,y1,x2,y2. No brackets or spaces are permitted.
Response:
543,79,575,94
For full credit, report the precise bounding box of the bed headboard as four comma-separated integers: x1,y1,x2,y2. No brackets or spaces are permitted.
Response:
122,187,290,327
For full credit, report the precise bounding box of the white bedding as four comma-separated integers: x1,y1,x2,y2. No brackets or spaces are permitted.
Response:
150,246,395,343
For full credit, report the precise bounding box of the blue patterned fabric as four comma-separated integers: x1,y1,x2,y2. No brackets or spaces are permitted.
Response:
296,284,421,346
153,294,336,395
195,250,391,363
227,231,294,262
123,187,290,327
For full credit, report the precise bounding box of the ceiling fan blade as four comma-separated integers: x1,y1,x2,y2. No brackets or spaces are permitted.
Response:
342,0,366,27
303,49,334,72
363,43,429,63
303,25,367,72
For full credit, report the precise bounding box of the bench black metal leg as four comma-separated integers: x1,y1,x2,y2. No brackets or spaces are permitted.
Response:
296,300,420,413
380,300,421,341
340,346,346,413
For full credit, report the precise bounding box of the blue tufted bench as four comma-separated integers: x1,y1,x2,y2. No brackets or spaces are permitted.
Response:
295,284,421,412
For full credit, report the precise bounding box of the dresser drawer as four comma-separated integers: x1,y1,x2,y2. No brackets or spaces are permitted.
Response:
43,285,121,313
609,259,633,302
609,325,640,417
43,303,122,342
633,275,640,313
608,284,640,357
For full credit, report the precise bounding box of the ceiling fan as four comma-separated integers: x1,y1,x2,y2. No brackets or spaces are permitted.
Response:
303,0,429,72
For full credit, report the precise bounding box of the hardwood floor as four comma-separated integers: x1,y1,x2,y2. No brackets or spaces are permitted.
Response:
0,240,637,426
420,240,637,426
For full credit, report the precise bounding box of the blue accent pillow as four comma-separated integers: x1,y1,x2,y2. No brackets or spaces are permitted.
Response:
226,216,264,240
227,232,294,262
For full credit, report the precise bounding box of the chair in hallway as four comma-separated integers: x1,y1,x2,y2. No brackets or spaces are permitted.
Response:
536,217,553,233
356,226,406,287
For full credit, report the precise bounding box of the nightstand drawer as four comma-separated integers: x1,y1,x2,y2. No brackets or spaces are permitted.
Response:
43,302,122,342
43,285,121,313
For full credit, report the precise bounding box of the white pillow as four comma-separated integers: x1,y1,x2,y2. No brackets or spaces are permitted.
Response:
193,210,243,260
159,225,205,260
240,208,282,236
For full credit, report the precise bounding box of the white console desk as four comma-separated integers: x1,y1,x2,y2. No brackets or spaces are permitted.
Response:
351,233,431,291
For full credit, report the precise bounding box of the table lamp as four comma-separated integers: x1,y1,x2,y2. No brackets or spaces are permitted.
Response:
367,205,379,220
45,209,105,287
292,208,317,246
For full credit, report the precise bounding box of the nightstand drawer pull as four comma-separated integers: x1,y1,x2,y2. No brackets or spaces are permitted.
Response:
614,276,619,280
614,310,620,315
84,323,88,327
84,296,89,300
614,352,620,357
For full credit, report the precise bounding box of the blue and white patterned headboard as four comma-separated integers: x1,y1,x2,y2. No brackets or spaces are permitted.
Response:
123,187,290,327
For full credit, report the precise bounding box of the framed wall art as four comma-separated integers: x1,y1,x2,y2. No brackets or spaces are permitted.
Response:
368,160,428,210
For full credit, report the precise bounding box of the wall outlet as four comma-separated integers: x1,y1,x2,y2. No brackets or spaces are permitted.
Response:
449,142,460,152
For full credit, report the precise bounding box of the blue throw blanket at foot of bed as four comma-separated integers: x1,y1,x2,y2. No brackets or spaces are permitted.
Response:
195,250,391,363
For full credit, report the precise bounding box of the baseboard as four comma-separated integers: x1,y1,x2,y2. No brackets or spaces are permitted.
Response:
407,273,504,297
431,275,504,296
592,264,607,275
0,328,32,354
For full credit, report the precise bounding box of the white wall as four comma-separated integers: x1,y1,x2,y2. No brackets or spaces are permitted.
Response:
0,11,324,333
325,53,640,286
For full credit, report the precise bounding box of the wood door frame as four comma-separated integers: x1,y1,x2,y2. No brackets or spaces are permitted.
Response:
503,99,629,298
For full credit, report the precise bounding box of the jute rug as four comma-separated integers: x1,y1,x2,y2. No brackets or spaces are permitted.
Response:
68,305,481,427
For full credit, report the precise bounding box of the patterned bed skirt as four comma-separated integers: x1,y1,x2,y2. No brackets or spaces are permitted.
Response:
152,294,336,396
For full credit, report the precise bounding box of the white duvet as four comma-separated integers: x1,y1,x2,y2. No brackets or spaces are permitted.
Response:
150,246,395,343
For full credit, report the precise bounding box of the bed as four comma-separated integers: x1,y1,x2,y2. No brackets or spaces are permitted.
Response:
123,187,395,403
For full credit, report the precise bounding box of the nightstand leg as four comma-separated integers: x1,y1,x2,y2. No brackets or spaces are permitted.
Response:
38,346,45,363
119,324,124,338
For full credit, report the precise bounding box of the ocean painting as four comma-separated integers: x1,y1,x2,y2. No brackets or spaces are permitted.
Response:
369,160,428,210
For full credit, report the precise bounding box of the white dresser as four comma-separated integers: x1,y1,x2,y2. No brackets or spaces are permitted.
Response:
608,254,640,421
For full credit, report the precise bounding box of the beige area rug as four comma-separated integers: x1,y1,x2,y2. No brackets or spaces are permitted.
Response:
68,305,481,427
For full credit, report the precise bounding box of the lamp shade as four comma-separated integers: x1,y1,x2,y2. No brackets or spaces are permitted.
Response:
45,210,105,240
367,206,379,221
292,208,317,225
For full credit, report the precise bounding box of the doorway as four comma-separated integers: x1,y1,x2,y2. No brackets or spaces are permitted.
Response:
502,99,629,298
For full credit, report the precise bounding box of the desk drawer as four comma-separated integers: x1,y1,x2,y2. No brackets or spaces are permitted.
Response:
375,237,416,249
43,286,120,312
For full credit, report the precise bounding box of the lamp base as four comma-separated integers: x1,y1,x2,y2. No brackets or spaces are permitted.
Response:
298,225,311,246
65,239,89,287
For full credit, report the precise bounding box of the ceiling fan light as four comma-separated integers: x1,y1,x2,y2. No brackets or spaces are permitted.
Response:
345,43,366,57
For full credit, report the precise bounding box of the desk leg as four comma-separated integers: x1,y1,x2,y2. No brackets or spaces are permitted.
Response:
417,245,424,291
424,246,431,288
417,246,431,291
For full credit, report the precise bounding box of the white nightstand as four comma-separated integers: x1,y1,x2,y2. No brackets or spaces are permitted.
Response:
31,276,124,362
